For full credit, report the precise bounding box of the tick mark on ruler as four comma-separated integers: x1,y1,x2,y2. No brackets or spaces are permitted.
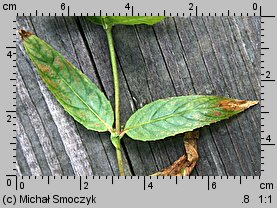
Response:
261,79,275,82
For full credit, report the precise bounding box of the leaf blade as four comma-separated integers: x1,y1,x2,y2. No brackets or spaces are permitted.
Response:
86,16,103,26
20,30,114,132
124,95,258,141
87,16,166,29
104,16,166,26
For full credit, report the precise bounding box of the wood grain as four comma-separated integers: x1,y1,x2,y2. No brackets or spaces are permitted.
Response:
16,16,260,176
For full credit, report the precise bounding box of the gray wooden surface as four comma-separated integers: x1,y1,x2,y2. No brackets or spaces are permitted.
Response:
16,16,260,176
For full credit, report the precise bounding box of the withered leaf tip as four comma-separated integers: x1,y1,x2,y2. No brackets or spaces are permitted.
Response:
19,29,33,41
219,99,258,111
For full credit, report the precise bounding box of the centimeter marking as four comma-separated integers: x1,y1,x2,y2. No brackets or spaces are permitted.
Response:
13,4,276,18
259,8,276,173
6,19,17,170
5,3,276,186
5,174,261,191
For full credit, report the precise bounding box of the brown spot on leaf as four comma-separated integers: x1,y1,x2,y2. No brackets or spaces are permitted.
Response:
19,29,33,41
219,99,258,111
54,56,63,66
54,56,70,71
214,111,222,116
79,113,87,118
43,76,58,88
73,73,80,83
37,63,52,74
94,123,102,127
54,90,71,103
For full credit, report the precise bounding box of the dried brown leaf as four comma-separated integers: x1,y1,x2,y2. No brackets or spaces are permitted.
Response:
151,131,199,176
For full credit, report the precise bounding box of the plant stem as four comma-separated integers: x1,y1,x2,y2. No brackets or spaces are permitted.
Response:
106,27,121,135
106,27,125,176
111,134,125,176
116,147,125,176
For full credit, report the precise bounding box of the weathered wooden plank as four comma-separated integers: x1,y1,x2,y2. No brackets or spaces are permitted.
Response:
16,16,260,176
173,17,260,175
17,68,63,175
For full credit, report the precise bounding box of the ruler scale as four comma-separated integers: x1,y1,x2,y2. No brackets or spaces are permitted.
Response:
1,0,276,207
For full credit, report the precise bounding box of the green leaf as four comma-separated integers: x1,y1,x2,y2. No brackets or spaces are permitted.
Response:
86,16,103,26
86,16,166,29
19,29,114,132
124,95,258,141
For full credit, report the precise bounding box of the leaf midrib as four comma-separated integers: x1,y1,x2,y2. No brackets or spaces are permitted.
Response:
61,78,112,130
50,63,112,131
108,17,161,24
125,105,229,132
